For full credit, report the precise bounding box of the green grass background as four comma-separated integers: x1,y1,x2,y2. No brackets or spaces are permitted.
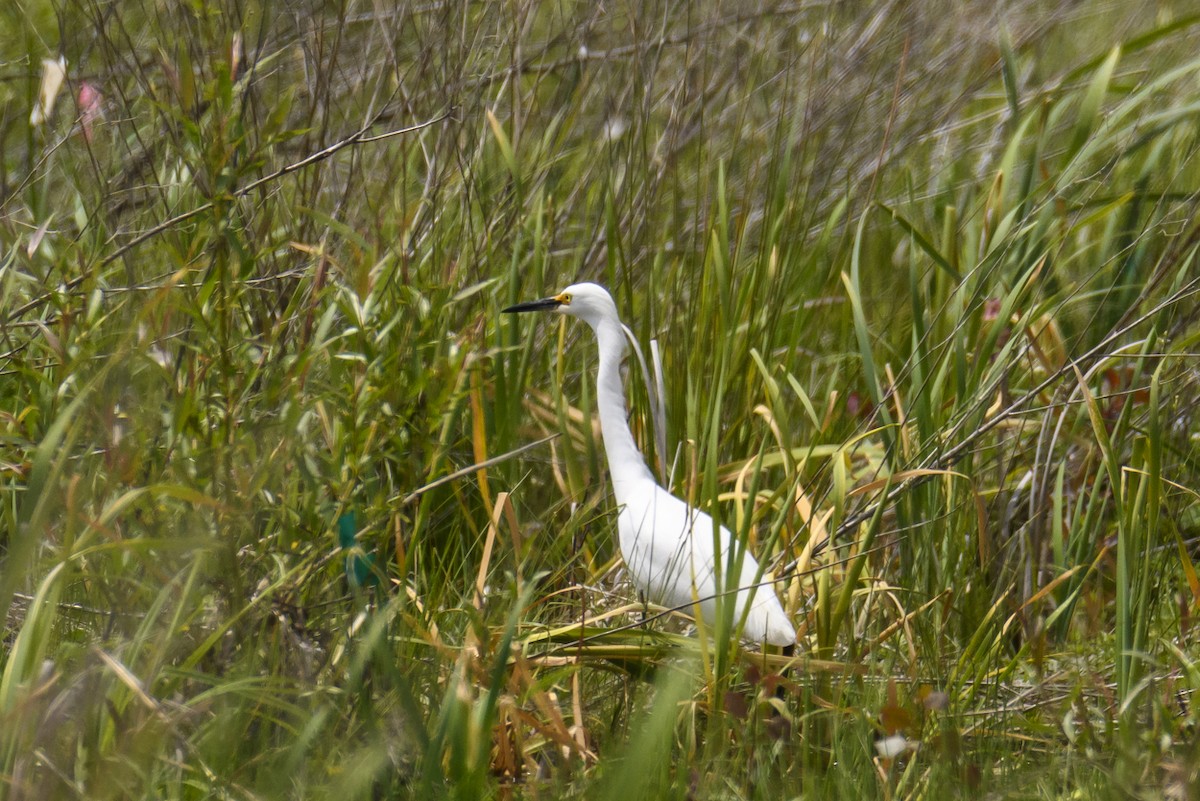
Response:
3,1,1200,798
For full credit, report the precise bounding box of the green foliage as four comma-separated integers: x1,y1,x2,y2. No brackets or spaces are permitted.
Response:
3,1,1200,799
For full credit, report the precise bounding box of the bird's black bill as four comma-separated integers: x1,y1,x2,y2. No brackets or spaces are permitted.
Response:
501,297,562,314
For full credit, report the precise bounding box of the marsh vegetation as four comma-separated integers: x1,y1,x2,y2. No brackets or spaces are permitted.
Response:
3,1,1200,798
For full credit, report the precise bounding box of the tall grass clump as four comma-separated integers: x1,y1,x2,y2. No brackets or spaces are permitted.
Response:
2,1,1200,798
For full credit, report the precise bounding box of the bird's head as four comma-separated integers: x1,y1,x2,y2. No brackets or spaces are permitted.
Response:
502,282,619,330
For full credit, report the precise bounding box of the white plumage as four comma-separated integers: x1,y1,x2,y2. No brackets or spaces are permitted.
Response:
504,282,796,646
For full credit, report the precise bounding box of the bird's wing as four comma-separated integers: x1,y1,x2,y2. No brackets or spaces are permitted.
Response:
670,504,795,645
618,483,763,609
617,481,795,644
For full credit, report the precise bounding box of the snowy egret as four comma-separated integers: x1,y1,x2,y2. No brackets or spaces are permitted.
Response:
503,282,797,647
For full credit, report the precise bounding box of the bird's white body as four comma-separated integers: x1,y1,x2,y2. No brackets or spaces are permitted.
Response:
614,476,797,646
506,282,796,646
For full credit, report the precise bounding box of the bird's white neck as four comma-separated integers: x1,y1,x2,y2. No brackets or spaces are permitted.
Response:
592,318,655,489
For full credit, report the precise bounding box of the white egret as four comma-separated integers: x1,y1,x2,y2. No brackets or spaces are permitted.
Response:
503,282,796,647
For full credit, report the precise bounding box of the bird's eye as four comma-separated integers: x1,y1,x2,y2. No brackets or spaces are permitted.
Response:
561,293,572,305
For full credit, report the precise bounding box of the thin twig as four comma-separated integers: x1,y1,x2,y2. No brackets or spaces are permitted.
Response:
397,433,560,506
2,112,449,327
818,275,1200,559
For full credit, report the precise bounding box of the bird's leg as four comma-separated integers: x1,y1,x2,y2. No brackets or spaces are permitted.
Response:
775,643,795,701
762,642,795,738
638,590,648,623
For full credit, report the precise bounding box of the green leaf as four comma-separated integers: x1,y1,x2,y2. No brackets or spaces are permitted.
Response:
1071,46,1120,155
877,202,960,281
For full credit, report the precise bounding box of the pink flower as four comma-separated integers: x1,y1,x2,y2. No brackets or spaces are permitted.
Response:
78,82,102,143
